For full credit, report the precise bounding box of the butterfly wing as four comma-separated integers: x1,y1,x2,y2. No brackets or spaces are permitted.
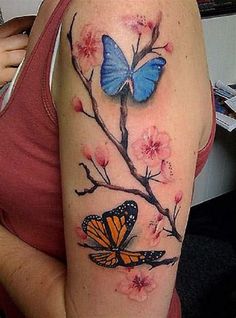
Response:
82,215,111,249
89,251,119,268
132,57,166,103
101,35,130,96
119,250,165,267
102,200,138,249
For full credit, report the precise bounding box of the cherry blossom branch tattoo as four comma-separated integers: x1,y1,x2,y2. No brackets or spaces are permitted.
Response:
68,13,182,243
69,12,183,302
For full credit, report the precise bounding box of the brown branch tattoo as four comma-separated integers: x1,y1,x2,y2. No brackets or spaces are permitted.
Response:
67,14,182,246
68,13,182,243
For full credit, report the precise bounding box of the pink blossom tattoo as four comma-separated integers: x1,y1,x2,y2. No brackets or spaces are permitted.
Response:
159,160,174,184
73,24,103,73
94,145,109,168
68,12,182,286
82,144,93,161
145,214,165,247
76,226,88,242
122,14,155,35
117,268,157,302
163,42,174,54
72,96,83,112
81,143,110,184
132,126,171,168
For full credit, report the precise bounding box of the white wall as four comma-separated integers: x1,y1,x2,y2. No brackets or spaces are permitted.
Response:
192,14,236,205
202,14,236,85
0,0,42,21
192,129,236,205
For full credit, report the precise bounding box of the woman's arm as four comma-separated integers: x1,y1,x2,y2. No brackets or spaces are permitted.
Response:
56,0,212,317
0,0,212,317
0,225,66,318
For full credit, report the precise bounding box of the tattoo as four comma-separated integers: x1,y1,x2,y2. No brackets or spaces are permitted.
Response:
100,34,166,103
116,267,158,301
78,200,178,269
68,12,181,301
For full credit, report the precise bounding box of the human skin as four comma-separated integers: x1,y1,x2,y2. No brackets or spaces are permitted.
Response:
0,16,35,87
0,0,213,317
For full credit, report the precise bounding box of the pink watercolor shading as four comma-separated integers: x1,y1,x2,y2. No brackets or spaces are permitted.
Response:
72,96,84,113
175,191,183,204
159,160,174,184
94,145,109,168
82,144,93,161
73,24,102,73
75,226,87,241
164,42,174,54
122,15,154,35
132,126,171,167
145,213,165,247
117,269,157,302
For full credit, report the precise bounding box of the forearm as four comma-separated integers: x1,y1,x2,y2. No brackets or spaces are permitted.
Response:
0,225,66,318
0,16,35,87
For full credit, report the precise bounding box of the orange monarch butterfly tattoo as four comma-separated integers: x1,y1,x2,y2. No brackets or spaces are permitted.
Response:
78,200,178,269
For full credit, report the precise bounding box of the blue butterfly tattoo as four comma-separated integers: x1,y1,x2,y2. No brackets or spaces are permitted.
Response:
100,35,166,103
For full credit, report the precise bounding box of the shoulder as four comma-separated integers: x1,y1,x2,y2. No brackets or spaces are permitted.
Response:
53,0,212,150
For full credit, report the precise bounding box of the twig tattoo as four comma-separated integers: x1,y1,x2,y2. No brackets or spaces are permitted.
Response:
68,12,182,301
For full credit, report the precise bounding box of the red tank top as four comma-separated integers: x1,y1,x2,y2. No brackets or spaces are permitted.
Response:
0,1,215,317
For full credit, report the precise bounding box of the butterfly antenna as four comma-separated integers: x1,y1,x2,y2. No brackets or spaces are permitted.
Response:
145,166,149,178
136,34,142,53
120,84,129,150
132,45,135,55
89,69,94,82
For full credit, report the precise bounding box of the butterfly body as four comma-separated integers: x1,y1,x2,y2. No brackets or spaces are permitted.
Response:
100,35,166,102
89,249,165,268
79,200,166,268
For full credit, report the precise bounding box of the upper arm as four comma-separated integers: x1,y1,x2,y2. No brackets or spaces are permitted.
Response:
53,1,212,317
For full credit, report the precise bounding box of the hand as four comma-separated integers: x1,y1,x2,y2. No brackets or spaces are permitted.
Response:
0,16,35,88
